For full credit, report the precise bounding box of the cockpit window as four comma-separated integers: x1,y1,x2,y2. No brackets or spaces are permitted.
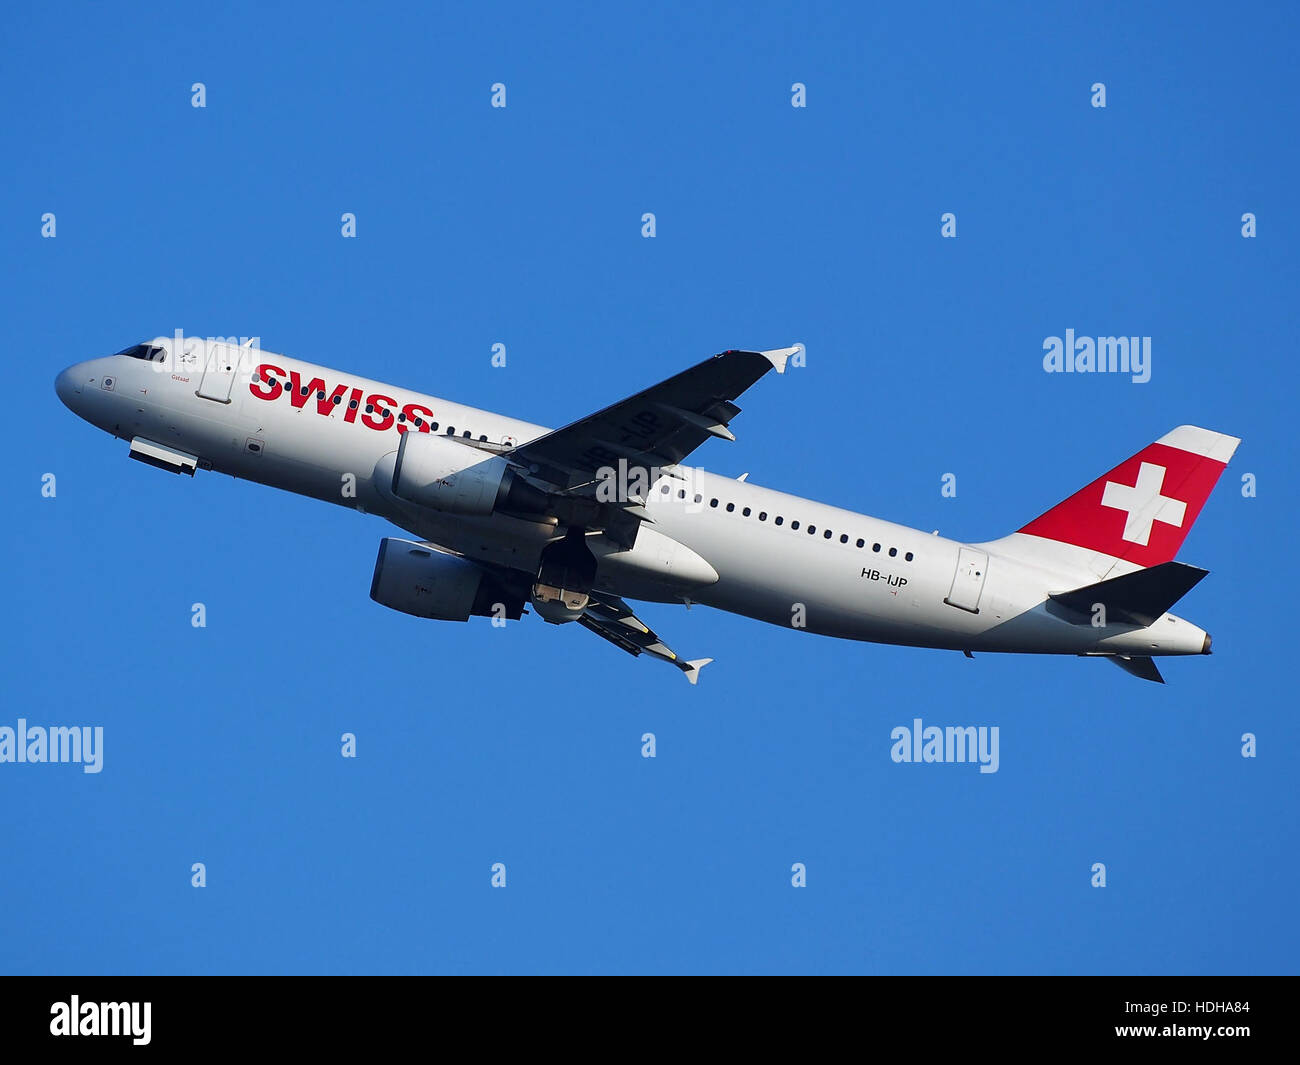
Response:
113,343,167,362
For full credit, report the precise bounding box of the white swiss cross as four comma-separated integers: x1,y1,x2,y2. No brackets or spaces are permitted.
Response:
1100,462,1187,546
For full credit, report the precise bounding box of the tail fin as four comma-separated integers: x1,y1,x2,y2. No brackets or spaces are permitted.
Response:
1015,426,1239,570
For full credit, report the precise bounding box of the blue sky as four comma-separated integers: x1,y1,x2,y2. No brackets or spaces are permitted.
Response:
2,1,1295,973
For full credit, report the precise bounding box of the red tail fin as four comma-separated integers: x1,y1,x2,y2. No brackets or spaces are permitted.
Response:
1016,426,1240,569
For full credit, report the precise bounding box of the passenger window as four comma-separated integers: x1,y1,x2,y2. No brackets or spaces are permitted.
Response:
710,499,719,508
905,552,914,562
791,521,800,530
742,507,751,517
759,512,767,521
873,543,881,552
726,503,735,512
775,516,783,526
808,525,816,534
889,547,898,557
856,538,864,548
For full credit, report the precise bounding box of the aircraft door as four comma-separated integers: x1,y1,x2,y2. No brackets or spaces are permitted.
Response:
944,547,988,614
196,340,237,404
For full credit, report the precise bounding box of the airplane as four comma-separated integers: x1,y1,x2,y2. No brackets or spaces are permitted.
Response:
55,337,1240,684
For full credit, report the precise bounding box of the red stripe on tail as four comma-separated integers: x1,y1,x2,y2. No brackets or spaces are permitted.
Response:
1017,429,1238,569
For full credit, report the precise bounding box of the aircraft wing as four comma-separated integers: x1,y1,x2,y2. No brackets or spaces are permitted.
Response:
580,592,712,684
507,347,797,491
423,551,713,684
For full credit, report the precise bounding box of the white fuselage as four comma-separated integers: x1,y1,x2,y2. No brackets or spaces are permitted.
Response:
55,341,1211,659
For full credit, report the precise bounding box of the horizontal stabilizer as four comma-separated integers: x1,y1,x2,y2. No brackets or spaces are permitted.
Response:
1050,560,1208,627
1108,656,1165,683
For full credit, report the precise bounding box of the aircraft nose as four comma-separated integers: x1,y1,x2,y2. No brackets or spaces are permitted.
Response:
55,365,82,410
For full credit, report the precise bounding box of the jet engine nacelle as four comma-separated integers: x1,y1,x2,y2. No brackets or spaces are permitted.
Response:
370,537,523,621
391,431,511,516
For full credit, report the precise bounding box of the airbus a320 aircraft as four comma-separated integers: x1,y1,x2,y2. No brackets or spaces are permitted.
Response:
56,339,1239,684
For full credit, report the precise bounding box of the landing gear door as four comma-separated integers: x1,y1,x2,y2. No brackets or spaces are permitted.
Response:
944,547,988,614
196,341,237,404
